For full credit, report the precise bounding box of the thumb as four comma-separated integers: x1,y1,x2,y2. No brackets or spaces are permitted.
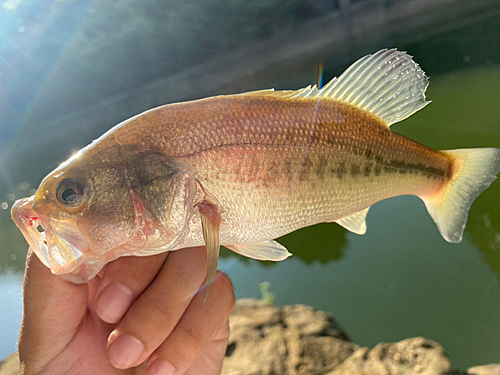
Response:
19,249,89,370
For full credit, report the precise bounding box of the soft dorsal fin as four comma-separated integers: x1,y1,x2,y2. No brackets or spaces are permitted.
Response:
239,49,430,127
334,207,370,235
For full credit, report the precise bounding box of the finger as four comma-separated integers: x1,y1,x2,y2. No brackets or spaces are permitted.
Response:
146,271,235,375
95,252,168,323
107,247,208,369
182,318,231,375
147,321,230,375
19,249,89,372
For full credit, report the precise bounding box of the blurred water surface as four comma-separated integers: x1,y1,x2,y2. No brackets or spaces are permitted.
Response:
1,0,500,370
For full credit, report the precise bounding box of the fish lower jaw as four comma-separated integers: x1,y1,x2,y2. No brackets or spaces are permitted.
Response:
59,259,101,283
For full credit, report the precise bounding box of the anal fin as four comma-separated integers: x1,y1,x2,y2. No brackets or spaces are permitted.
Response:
226,240,292,261
334,207,370,235
199,201,221,302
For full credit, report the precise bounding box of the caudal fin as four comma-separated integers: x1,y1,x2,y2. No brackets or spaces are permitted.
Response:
422,148,500,243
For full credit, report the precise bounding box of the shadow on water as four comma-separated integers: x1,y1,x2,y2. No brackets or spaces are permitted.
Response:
221,223,347,265
279,223,347,263
468,184,500,280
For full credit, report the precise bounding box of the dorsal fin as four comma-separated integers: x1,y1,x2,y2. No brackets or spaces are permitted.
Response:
238,85,320,99
239,49,430,127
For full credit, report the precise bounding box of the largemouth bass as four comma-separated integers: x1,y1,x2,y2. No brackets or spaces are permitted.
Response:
12,50,500,297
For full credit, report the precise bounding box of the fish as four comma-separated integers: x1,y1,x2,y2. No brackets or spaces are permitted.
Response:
11,49,500,299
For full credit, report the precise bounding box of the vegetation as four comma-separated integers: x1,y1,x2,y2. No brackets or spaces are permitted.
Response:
259,281,276,306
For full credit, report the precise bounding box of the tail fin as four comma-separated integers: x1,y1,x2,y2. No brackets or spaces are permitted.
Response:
422,148,500,243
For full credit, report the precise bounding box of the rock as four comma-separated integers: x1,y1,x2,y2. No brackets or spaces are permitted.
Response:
0,353,18,375
468,364,500,375
281,304,349,340
223,299,454,375
328,337,451,375
222,299,355,375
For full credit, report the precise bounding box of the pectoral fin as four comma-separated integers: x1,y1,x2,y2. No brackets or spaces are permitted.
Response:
334,207,370,235
226,240,292,261
199,201,221,302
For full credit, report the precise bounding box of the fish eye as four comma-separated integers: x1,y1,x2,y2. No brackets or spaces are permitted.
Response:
56,179,85,209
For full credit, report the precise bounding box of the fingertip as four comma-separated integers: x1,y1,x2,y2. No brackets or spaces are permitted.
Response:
147,358,176,375
108,333,145,369
96,282,135,323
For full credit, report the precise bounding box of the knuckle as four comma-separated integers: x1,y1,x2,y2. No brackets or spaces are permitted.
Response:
148,296,175,318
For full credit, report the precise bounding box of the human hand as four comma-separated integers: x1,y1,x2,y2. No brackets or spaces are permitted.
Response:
18,246,235,375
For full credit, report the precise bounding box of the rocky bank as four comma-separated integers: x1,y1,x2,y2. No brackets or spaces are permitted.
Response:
1,299,499,375
221,299,500,375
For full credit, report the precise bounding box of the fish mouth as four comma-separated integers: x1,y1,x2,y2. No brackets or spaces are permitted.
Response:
11,196,95,283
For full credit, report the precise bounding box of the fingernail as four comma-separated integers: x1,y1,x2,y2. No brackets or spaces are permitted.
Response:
97,282,134,323
108,334,144,369
148,358,176,375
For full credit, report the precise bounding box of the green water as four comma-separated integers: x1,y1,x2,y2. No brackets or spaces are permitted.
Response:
1,65,500,370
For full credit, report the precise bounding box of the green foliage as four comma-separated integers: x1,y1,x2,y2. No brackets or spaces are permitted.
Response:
259,281,275,305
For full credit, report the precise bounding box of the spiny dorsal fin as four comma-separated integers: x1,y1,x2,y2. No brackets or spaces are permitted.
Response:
335,207,370,235
239,49,430,127
238,85,320,99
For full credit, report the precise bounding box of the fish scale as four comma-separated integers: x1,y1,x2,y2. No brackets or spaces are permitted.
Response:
160,96,448,245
